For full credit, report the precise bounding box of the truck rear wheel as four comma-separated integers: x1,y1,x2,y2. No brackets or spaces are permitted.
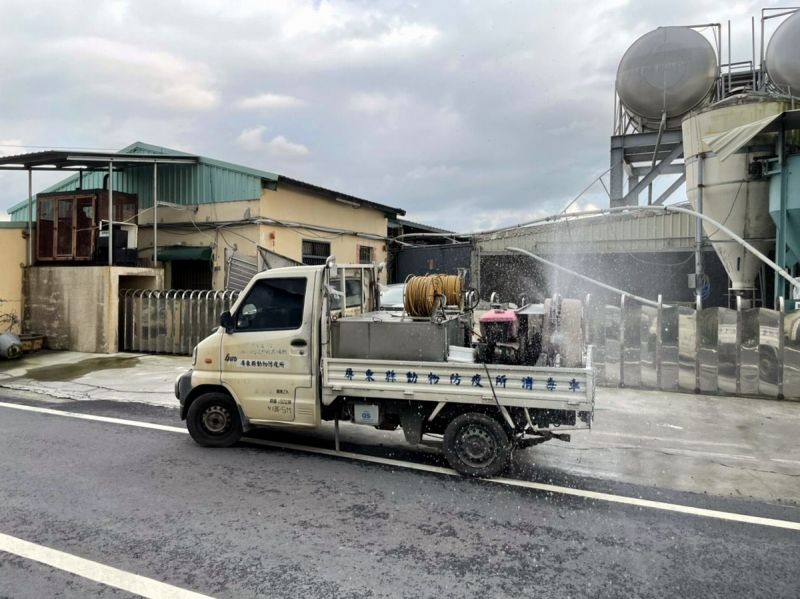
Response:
186,392,243,447
443,413,511,477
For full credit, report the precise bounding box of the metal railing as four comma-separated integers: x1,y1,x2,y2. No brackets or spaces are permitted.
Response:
586,295,799,400
119,289,239,354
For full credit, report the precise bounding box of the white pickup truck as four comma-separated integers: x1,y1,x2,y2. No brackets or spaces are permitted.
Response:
176,260,595,477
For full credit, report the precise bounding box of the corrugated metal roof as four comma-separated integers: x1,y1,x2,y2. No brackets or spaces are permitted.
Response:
7,141,405,221
7,141,277,220
476,209,696,254
390,217,452,233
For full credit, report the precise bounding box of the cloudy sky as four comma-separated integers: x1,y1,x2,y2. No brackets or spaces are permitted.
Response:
0,0,786,230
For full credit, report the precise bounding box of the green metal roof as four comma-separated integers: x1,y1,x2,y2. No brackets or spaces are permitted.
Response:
7,142,278,221
6,141,405,222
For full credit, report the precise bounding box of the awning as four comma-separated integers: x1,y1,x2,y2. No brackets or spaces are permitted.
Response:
157,246,212,261
702,109,800,162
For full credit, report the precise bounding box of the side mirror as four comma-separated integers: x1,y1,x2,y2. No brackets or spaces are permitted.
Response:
220,310,235,334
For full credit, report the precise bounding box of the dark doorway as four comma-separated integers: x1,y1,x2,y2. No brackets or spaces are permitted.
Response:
171,260,212,289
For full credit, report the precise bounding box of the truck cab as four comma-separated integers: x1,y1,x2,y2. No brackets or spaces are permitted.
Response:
177,262,378,430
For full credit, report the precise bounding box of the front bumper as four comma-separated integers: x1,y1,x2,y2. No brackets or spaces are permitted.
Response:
175,369,194,417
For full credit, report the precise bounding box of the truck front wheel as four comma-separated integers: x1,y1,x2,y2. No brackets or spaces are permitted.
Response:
443,413,511,477
186,392,243,447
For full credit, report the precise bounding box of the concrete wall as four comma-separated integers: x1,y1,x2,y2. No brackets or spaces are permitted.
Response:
24,266,163,353
137,200,258,290
0,225,29,334
136,186,390,288
259,183,388,280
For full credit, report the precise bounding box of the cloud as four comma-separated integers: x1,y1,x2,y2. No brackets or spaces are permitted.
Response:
235,93,306,111
235,127,310,158
342,23,440,52
266,135,311,159
0,0,771,231
236,126,270,151
0,140,26,158
40,37,218,111
349,92,409,115
404,164,461,181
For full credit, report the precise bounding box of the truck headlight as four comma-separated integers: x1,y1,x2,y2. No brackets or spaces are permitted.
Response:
192,346,197,366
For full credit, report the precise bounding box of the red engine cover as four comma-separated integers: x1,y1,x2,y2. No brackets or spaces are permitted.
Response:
479,309,518,340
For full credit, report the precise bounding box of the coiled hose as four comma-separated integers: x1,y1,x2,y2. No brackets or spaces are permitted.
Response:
403,274,463,317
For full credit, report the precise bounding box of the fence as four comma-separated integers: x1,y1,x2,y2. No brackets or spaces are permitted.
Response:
119,287,799,400
119,289,239,354
586,295,800,400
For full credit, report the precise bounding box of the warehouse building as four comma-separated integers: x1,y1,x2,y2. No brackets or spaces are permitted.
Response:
5,142,403,290
473,209,731,308
1,142,404,351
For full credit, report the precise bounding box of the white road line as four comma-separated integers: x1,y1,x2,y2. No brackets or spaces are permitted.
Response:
0,532,213,599
1,400,799,532
0,401,186,433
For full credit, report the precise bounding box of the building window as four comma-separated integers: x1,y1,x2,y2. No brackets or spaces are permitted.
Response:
358,245,374,264
302,240,331,265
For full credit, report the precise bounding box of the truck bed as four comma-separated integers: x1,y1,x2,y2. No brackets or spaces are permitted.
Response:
322,355,595,424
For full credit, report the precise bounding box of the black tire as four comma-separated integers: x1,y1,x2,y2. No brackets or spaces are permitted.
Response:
443,412,511,477
186,392,243,447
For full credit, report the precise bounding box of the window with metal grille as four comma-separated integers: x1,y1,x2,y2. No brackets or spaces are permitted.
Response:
358,245,374,264
302,240,331,265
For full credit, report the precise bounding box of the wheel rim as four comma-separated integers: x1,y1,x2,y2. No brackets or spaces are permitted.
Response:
201,404,231,435
454,424,497,468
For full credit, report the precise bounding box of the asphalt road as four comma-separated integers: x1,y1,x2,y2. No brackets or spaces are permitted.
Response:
1,391,799,599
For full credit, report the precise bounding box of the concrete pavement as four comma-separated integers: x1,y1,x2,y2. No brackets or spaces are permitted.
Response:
0,351,180,405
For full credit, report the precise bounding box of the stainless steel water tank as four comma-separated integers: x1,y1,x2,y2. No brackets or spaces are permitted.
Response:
766,11,800,95
617,27,717,128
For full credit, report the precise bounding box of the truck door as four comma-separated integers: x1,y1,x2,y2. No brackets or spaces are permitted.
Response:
220,273,316,425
